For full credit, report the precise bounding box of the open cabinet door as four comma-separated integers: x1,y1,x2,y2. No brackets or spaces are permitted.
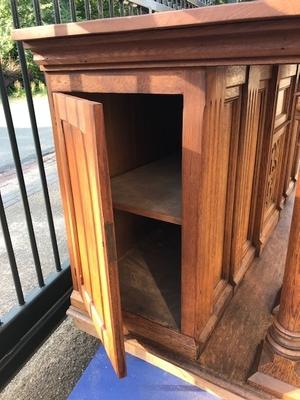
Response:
53,93,126,377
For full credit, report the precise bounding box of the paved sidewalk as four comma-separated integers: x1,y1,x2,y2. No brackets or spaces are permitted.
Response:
0,317,99,400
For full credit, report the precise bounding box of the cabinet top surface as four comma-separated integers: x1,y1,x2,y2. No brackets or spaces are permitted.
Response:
12,0,300,42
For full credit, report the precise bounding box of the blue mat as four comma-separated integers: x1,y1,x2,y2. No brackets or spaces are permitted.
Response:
68,346,218,400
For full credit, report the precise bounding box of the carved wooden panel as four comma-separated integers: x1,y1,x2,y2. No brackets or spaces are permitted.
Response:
290,97,300,182
264,129,286,218
282,70,300,197
274,77,293,129
202,67,245,295
253,65,298,253
230,66,272,284
274,67,298,207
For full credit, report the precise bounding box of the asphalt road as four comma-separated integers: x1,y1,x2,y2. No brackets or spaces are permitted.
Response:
0,96,54,172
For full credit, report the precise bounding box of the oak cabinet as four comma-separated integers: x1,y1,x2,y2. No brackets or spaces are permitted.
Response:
50,67,243,376
48,64,300,378
13,0,300,382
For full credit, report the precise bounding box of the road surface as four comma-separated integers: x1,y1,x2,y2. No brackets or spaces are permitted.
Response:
0,95,54,172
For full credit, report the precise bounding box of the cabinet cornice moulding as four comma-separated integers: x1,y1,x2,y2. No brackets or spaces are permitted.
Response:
11,0,300,71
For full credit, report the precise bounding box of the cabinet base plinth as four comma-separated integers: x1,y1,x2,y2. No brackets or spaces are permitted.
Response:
67,305,199,360
248,332,300,397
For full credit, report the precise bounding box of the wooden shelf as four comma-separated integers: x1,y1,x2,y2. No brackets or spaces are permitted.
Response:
118,224,181,330
111,156,181,225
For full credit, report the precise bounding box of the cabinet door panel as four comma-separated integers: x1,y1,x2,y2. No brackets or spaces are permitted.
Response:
253,65,298,253
230,66,272,283
53,93,126,378
291,96,300,182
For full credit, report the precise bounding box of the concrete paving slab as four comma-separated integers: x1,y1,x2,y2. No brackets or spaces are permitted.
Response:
0,318,99,400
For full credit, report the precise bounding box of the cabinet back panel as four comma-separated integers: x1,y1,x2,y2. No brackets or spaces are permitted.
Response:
72,93,183,177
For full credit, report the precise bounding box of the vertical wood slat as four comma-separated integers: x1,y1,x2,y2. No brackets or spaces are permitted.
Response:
221,96,243,283
53,118,82,293
181,69,206,338
251,67,278,254
194,67,226,339
62,122,94,300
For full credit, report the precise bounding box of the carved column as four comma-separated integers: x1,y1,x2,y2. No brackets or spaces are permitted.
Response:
249,178,300,396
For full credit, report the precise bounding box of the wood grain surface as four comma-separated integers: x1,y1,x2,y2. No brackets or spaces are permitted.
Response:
12,0,300,41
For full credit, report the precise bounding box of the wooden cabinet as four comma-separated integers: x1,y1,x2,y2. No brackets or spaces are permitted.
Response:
49,68,242,375
48,64,299,374
14,0,300,383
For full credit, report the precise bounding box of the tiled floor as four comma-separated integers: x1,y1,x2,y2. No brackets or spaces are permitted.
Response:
68,347,218,400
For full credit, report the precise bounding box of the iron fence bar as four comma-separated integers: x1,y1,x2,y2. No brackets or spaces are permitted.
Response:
52,0,61,23
108,0,114,17
69,0,77,21
119,0,124,16
0,62,44,288
0,192,25,306
84,0,91,19
32,0,42,25
97,0,104,19
10,0,62,273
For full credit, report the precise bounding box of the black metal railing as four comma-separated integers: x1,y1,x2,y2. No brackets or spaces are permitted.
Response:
0,0,242,386
0,49,71,383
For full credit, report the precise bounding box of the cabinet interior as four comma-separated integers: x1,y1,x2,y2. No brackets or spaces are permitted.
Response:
77,92,183,330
